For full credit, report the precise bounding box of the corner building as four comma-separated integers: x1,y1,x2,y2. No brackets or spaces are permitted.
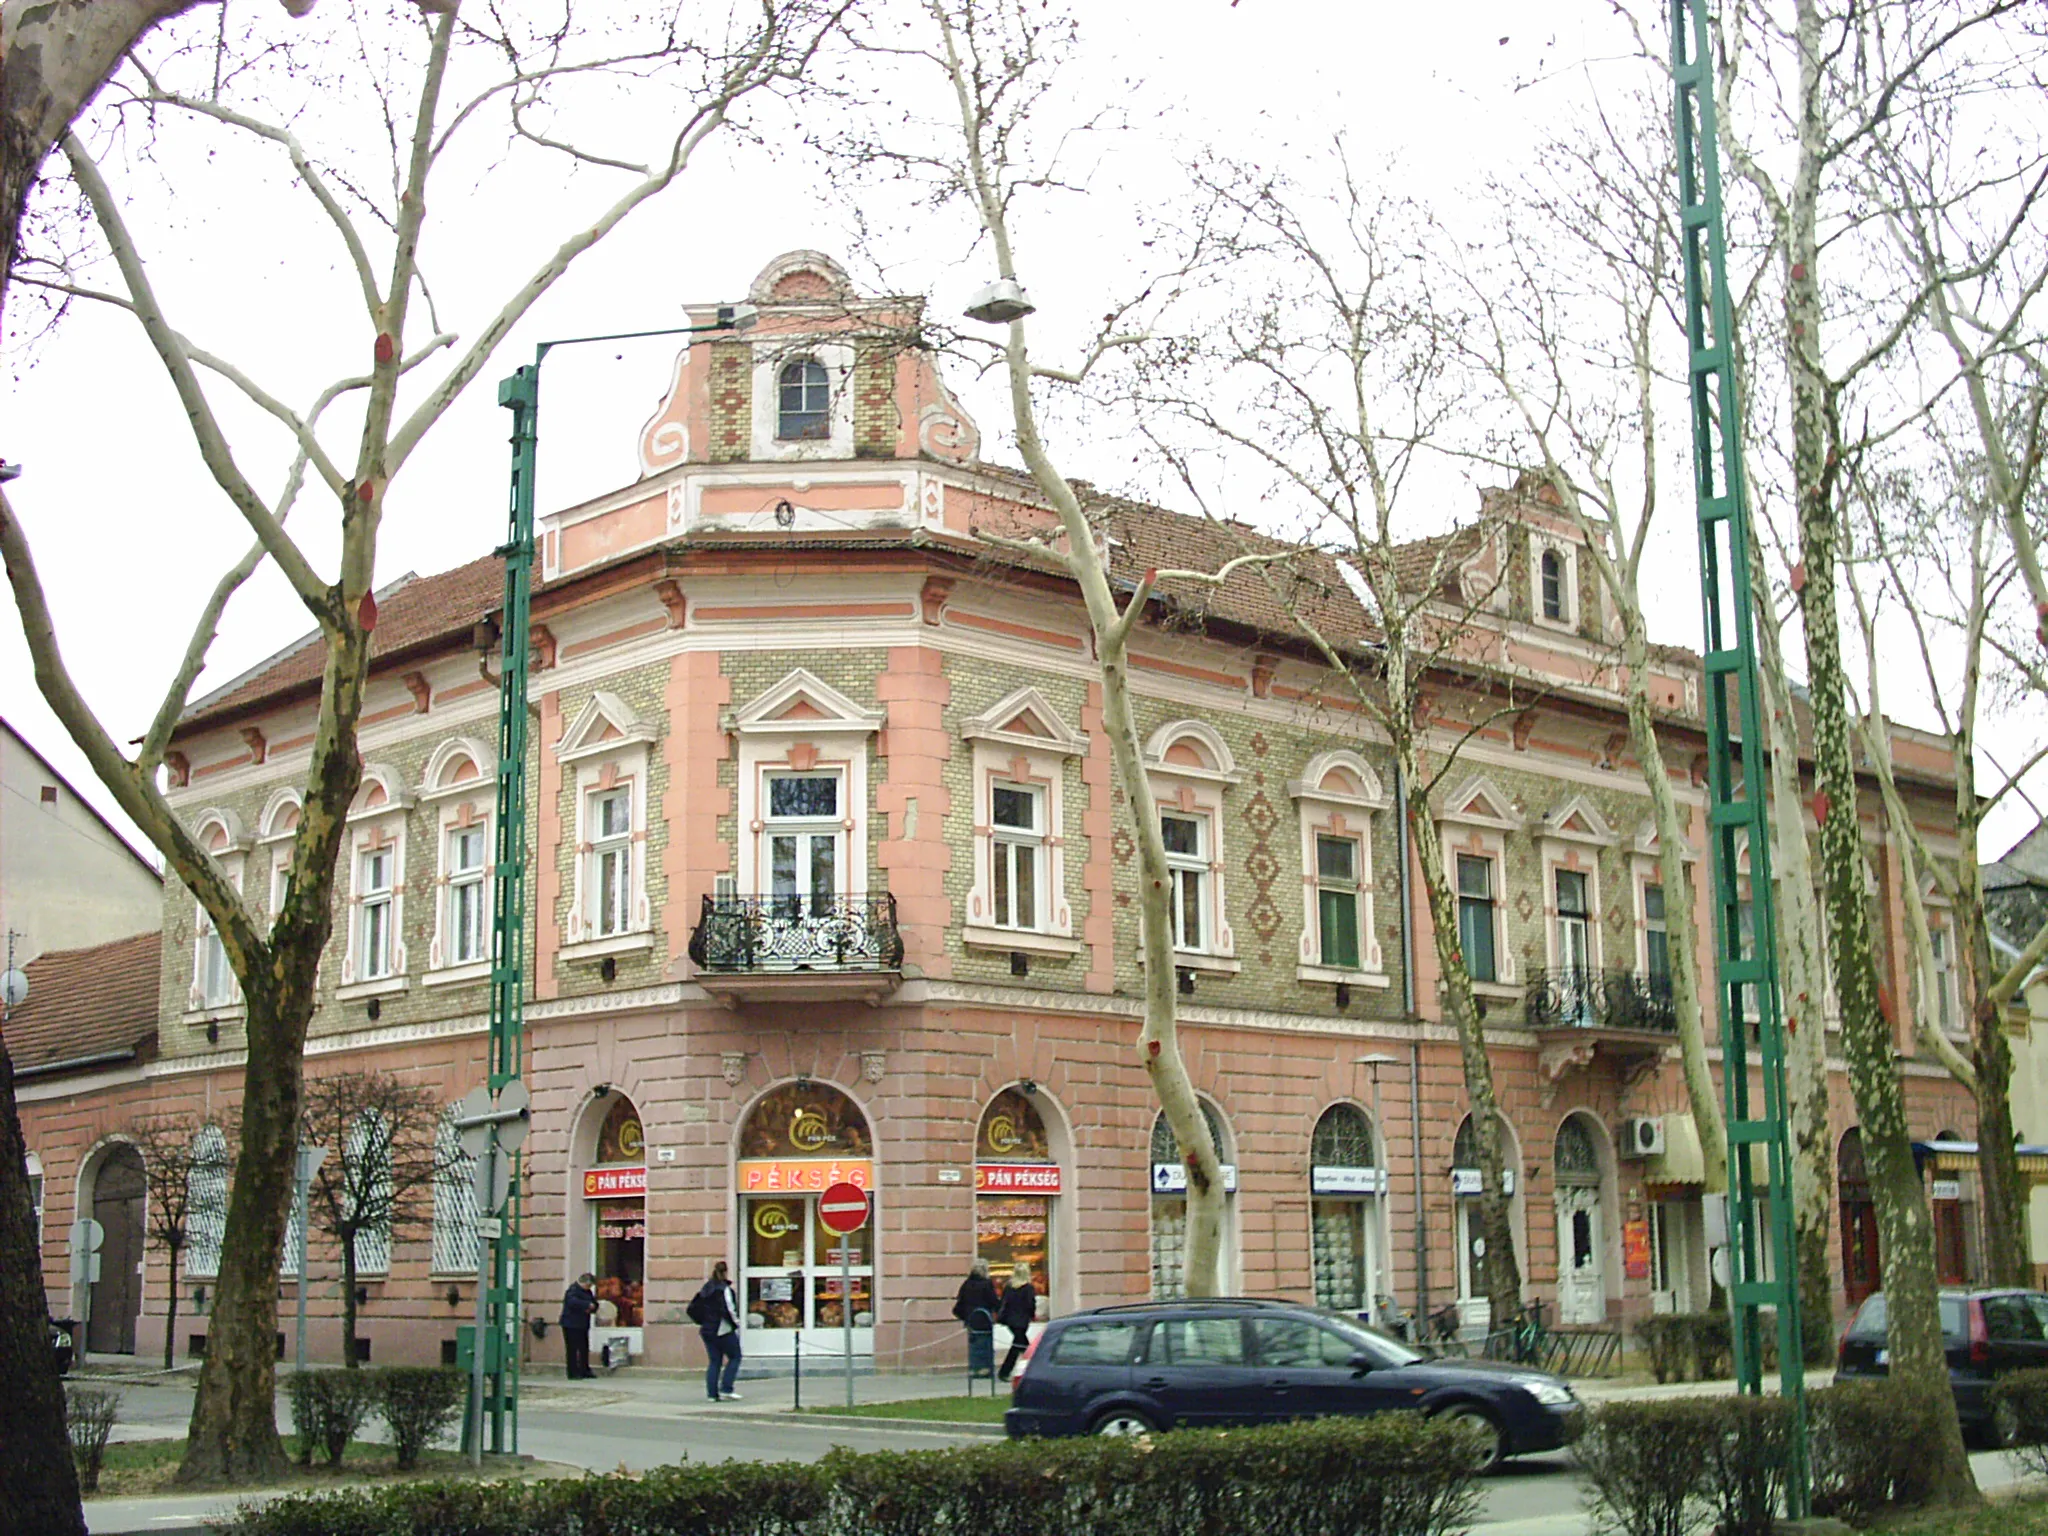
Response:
21,251,1982,1369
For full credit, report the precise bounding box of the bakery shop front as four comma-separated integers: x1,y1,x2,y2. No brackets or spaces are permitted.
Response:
973,1088,1059,1302
735,1081,875,1359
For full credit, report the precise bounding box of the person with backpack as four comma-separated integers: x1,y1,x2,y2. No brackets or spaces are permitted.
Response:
560,1272,598,1380
996,1261,1037,1382
689,1260,743,1401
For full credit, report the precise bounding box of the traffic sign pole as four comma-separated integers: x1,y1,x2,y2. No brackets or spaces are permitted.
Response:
452,1081,529,1465
817,1182,870,1411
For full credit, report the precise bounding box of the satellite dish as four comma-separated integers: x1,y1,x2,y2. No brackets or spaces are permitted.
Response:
0,969,27,1010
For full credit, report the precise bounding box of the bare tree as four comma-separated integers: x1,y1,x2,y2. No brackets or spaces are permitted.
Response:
0,0,851,1483
118,1114,232,1373
0,4,312,1525
298,1071,446,1370
1713,0,2044,1498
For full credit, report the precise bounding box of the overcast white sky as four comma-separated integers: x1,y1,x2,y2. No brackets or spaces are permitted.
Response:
2,0,2032,866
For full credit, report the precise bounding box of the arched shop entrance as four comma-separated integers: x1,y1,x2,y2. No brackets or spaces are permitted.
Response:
1150,1101,1237,1299
736,1081,874,1359
1308,1103,1383,1319
85,1142,145,1355
974,1088,1061,1305
1553,1114,1608,1326
1451,1112,1523,1334
577,1094,647,1350
1838,1128,1879,1309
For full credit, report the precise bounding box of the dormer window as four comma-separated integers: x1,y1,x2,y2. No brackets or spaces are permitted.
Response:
1539,549,1565,621
777,359,830,440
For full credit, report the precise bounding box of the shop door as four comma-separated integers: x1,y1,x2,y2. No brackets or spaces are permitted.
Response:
740,1195,874,1356
1556,1185,1605,1325
88,1147,145,1355
1841,1199,1881,1308
1310,1199,1372,1313
1933,1200,1969,1286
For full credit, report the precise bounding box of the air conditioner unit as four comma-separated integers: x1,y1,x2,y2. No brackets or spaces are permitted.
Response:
1620,1116,1666,1159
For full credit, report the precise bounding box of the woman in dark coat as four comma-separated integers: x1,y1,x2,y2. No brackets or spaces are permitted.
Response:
560,1272,598,1379
996,1262,1037,1381
951,1259,1000,1328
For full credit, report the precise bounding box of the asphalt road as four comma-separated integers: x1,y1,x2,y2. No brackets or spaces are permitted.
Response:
79,1375,2029,1536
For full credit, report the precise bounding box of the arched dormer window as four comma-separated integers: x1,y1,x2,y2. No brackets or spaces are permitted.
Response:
1539,548,1565,621
777,359,830,441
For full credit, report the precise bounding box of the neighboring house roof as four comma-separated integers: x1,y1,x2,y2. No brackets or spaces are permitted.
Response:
1,930,161,1076
2,717,163,877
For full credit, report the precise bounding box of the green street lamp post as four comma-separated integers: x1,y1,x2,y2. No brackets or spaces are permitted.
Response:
482,302,756,1453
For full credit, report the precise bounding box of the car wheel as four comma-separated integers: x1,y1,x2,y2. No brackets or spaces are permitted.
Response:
1434,1403,1507,1474
1090,1407,1158,1437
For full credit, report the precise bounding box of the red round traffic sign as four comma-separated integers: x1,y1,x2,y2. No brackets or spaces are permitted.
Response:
817,1181,871,1235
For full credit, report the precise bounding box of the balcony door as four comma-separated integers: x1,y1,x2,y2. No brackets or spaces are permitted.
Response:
1554,870,1593,1022
764,772,844,960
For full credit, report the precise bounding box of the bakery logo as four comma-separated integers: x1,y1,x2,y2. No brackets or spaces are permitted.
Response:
614,1117,644,1158
983,1114,1022,1154
790,1107,833,1152
751,1202,797,1240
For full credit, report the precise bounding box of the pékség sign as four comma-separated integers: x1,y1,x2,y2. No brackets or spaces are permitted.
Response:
974,1162,1062,1194
582,1165,647,1199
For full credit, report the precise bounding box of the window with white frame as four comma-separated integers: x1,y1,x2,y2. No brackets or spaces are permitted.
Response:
431,1115,477,1275
1540,549,1566,620
1926,923,1959,1033
188,814,245,1012
1291,751,1388,981
1316,835,1363,971
1531,535,1577,626
1643,881,1670,985
186,1125,229,1278
358,844,396,980
1458,853,1499,983
590,786,634,937
764,771,842,919
195,899,236,1008
1162,812,1211,952
448,825,488,964
777,358,831,440
991,783,1045,930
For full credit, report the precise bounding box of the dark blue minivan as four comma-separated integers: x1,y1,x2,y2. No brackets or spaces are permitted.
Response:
1004,1298,1581,1470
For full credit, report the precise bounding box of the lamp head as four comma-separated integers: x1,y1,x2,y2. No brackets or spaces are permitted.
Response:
716,303,759,333
964,279,1035,325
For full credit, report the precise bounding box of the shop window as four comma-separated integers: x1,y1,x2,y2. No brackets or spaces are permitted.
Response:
734,1081,875,1346
1457,854,1498,983
1150,1102,1235,1301
976,1088,1057,1302
585,1095,647,1328
777,359,831,440
185,1126,229,1279
1451,1112,1523,1321
1309,1104,1380,1312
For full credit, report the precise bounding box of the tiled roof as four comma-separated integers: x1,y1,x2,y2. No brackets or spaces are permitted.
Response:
2,930,161,1075
179,556,505,731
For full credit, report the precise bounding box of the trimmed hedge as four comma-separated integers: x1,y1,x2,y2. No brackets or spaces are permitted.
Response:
287,1370,375,1467
229,1414,1484,1536
1578,1378,1948,1536
1990,1368,2048,1477
377,1367,467,1471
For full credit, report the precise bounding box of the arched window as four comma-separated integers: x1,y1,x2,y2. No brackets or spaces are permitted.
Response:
1539,548,1565,621
1151,1101,1228,1165
186,1125,230,1278
1311,1104,1376,1169
432,1114,477,1276
1554,1116,1601,1189
777,359,830,440
1150,1102,1233,1301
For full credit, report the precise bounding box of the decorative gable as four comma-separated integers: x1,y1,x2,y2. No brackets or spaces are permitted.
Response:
1440,775,1519,829
1535,795,1616,848
961,686,1088,756
556,691,657,765
731,669,885,737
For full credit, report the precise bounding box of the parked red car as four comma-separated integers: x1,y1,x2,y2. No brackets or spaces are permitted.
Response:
1835,1288,2048,1446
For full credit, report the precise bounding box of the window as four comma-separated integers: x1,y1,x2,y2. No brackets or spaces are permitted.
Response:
777,359,830,440
991,784,1044,930
1928,927,1957,1032
1048,1321,1139,1367
347,1111,393,1275
186,1125,229,1278
1644,883,1670,984
766,772,842,918
195,903,236,1008
1457,854,1497,983
1249,1316,1357,1368
358,845,395,979
1316,835,1362,970
1540,548,1565,620
1153,1316,1246,1366
1162,813,1209,951
590,789,633,937
448,827,488,965
431,1116,478,1275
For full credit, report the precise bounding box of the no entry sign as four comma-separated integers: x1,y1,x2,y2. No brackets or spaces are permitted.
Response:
818,1180,871,1235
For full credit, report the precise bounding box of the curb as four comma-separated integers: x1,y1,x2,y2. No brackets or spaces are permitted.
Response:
711,1408,1005,1437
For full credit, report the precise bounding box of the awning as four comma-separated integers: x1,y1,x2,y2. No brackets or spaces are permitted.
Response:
1645,1113,1772,1187
1912,1139,2048,1182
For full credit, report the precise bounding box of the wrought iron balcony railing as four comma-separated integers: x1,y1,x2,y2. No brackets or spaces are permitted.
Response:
688,893,904,974
1525,967,1677,1033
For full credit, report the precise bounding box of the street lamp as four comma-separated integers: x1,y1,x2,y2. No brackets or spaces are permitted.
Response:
962,279,1035,325
475,299,757,1457
1353,1052,1402,1331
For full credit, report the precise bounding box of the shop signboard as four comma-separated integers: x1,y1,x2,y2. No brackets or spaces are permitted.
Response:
1450,1168,1516,1197
974,1162,1062,1194
583,1165,647,1199
1622,1217,1652,1280
1151,1162,1239,1194
1310,1165,1385,1196
1931,1179,1962,1202
737,1157,874,1194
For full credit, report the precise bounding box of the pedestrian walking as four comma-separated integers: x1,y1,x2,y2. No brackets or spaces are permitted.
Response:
996,1261,1036,1381
688,1260,744,1401
951,1258,1000,1327
560,1272,598,1379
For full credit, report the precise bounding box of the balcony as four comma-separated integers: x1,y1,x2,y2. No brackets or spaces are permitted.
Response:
686,894,904,1006
1525,967,1678,1087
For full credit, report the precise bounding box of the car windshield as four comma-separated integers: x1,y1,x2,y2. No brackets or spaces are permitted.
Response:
1315,1310,1425,1366
1846,1294,1966,1340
